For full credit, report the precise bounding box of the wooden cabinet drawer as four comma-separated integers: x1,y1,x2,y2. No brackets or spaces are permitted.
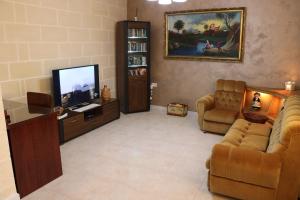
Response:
63,114,84,125
103,101,119,112
63,114,85,141
86,101,119,127
103,101,119,123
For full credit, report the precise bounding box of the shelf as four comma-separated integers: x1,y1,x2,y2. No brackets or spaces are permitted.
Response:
247,86,300,98
128,65,147,68
128,51,147,54
128,37,148,39
244,86,291,125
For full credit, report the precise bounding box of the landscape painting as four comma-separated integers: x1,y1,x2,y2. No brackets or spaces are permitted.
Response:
165,8,246,62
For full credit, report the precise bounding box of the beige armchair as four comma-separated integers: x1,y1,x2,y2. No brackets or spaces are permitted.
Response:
196,79,246,134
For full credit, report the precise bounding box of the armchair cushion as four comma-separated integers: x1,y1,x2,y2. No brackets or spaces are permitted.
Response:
215,91,245,112
214,79,245,112
204,108,238,124
210,144,282,189
216,79,245,93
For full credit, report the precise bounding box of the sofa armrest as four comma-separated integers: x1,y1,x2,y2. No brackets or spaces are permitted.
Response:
195,95,214,128
210,144,282,189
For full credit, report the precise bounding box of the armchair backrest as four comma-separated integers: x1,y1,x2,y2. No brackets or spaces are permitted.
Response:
214,79,246,112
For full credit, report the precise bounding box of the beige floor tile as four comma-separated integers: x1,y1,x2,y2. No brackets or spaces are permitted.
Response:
22,188,71,200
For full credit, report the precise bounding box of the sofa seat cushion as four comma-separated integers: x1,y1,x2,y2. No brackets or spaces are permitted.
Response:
239,135,270,151
230,119,270,136
206,119,271,170
204,108,238,124
222,119,271,151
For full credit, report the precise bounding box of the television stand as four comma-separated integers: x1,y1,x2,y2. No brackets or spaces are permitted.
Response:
58,98,120,143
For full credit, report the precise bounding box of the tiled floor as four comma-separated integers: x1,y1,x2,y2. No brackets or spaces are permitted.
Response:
23,106,229,200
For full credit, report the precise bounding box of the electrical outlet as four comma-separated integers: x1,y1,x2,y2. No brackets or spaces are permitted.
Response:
151,82,158,88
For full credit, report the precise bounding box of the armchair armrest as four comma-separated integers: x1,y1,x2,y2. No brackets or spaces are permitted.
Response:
196,94,215,112
210,144,282,189
195,95,214,129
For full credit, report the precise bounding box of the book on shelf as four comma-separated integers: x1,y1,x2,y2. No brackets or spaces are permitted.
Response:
128,29,147,38
128,42,147,52
128,55,147,66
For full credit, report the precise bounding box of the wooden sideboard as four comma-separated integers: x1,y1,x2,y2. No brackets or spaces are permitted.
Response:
58,98,120,143
4,100,62,198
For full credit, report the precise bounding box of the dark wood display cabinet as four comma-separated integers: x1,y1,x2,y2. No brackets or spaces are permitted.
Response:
58,98,120,143
116,20,151,113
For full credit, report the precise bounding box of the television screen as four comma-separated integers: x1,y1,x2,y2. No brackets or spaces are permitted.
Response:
52,65,99,108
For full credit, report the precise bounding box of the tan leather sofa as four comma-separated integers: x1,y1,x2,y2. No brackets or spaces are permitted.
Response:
196,79,246,135
206,95,300,200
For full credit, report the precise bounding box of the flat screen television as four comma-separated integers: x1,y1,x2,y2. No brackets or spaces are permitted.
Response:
52,64,99,108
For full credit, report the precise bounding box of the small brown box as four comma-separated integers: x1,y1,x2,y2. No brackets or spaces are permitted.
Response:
167,103,188,117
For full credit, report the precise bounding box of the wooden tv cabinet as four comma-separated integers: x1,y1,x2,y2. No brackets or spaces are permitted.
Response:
58,98,120,143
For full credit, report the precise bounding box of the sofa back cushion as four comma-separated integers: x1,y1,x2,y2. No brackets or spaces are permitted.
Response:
267,110,284,153
279,96,300,147
267,95,300,153
214,79,245,112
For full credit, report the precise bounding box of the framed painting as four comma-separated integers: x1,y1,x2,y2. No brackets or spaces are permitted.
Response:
165,7,246,62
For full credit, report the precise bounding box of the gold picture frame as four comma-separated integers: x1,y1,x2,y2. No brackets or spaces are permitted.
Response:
164,7,246,62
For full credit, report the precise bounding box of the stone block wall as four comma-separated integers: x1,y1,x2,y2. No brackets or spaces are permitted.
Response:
0,0,127,101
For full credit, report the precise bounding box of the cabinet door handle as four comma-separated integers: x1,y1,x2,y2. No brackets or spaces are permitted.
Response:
70,119,78,123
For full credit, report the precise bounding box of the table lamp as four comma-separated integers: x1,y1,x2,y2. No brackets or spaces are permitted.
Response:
285,81,296,91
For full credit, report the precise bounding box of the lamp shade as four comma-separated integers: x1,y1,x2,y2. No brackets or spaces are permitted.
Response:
173,0,187,2
285,81,296,91
159,0,172,4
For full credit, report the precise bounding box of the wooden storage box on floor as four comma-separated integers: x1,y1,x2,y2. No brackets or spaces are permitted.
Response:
167,103,188,117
